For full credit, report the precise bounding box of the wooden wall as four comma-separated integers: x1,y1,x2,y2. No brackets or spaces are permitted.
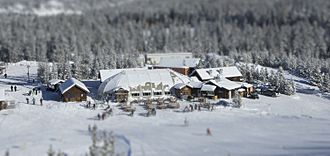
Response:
62,86,88,102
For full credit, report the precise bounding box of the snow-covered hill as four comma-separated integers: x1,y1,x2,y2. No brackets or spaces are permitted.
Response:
0,61,329,155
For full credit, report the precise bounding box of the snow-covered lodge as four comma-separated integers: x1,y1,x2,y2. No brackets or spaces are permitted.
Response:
59,78,90,102
98,68,191,102
98,65,253,101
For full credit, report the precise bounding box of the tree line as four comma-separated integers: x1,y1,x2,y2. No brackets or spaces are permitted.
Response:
0,0,329,90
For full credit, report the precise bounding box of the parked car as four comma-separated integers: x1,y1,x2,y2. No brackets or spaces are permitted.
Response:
262,89,279,97
248,92,259,99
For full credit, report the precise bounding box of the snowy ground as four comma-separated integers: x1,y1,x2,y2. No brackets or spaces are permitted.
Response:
0,61,330,156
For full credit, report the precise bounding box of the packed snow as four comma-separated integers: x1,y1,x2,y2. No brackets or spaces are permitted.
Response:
0,61,330,156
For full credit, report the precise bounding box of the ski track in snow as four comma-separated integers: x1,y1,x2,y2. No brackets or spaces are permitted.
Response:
0,61,330,156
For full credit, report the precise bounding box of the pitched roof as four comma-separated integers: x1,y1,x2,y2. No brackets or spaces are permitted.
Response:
207,78,242,90
98,69,191,94
48,79,64,85
156,58,200,68
191,66,242,81
59,78,90,94
201,84,217,92
99,68,147,82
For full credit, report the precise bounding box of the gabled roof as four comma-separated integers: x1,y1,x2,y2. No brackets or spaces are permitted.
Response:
48,79,64,85
207,78,242,90
98,69,191,94
156,58,200,68
191,66,242,81
201,84,217,92
59,78,90,94
188,81,203,88
99,68,147,82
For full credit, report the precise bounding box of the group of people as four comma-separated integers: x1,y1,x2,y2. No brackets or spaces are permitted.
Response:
97,108,113,120
26,97,43,106
183,103,215,112
10,85,17,92
86,101,96,110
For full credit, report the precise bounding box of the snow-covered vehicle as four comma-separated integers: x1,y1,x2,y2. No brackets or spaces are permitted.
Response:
261,89,279,97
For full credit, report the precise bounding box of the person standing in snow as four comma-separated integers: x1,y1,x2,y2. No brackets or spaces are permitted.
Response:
32,97,36,105
40,98,43,106
14,86,17,92
26,98,29,104
206,128,212,136
10,86,13,92
4,73,7,78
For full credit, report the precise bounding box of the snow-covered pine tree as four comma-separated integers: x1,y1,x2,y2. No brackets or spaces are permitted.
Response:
232,90,242,108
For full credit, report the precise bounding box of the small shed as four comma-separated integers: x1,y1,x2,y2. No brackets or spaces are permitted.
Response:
59,78,90,102
174,83,192,99
47,79,64,91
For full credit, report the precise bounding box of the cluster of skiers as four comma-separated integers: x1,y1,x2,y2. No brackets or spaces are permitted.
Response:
29,88,40,96
183,103,214,112
146,108,156,117
97,105,113,120
86,101,96,110
26,97,43,106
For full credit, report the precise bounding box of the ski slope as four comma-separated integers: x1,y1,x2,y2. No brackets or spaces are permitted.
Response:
0,61,330,156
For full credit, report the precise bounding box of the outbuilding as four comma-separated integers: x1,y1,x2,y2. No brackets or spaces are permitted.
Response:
59,78,90,102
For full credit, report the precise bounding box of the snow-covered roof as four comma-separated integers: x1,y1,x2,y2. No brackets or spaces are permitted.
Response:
156,58,200,68
174,83,187,89
208,77,242,90
99,68,147,82
191,66,242,81
240,82,253,88
59,78,90,94
201,84,216,92
48,79,64,85
98,69,191,94
188,81,203,88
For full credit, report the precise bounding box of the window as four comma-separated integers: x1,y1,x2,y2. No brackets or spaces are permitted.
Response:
165,91,171,95
131,93,140,97
143,92,151,96
154,92,162,96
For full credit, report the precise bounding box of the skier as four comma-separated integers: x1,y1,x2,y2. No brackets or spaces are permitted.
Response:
32,97,36,105
40,98,43,106
93,103,96,110
14,86,17,92
10,86,13,92
206,128,212,136
4,73,7,78
26,98,29,104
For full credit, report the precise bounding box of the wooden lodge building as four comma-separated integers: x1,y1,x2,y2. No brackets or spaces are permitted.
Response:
98,68,191,102
59,78,90,102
